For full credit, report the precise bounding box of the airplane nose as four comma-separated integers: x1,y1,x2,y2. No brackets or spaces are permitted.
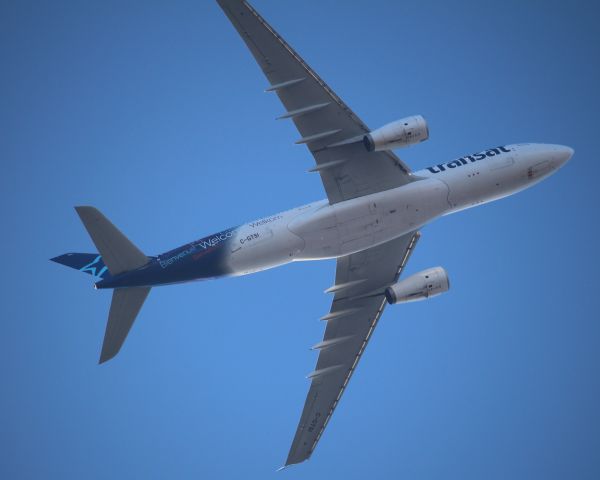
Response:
553,145,574,166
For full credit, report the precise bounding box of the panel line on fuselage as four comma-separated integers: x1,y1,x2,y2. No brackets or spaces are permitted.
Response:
97,143,569,290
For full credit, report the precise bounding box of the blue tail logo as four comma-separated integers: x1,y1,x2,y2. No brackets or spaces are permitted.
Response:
80,255,109,277
51,253,111,279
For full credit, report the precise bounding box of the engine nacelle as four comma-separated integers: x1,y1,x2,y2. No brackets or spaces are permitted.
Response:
385,267,449,304
363,115,429,152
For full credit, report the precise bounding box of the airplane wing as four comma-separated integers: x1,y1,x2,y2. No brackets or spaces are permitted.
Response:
217,0,416,204
286,231,420,466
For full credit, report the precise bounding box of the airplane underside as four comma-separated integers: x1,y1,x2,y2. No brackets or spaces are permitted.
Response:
51,0,573,468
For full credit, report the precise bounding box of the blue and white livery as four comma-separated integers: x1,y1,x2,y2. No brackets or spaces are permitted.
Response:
51,0,573,468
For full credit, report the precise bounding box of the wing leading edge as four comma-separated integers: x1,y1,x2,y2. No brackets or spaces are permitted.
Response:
286,232,420,466
216,0,422,465
217,0,416,204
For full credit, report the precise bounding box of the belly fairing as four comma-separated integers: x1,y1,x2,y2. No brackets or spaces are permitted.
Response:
288,178,450,259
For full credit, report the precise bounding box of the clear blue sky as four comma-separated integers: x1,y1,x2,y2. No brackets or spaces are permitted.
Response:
2,1,599,478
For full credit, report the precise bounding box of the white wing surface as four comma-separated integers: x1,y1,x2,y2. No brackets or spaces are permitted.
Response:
217,0,415,204
216,0,422,466
286,232,420,465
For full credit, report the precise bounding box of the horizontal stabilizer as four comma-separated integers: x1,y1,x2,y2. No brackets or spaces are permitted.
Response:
100,287,151,364
75,206,147,275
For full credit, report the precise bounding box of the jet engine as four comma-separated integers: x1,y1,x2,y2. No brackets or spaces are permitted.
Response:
363,115,429,152
385,267,449,304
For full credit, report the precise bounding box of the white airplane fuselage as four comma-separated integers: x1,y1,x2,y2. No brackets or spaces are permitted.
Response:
47,0,575,464
226,142,571,276
95,142,571,289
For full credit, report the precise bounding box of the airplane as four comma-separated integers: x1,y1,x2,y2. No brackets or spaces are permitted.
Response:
51,0,573,468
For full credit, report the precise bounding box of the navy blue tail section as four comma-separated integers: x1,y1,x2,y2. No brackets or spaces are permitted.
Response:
51,253,111,279
52,206,156,364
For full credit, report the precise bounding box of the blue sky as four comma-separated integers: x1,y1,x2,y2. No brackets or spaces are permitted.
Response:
2,1,599,478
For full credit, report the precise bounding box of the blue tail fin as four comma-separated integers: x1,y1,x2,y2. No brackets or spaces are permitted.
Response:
51,253,111,279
